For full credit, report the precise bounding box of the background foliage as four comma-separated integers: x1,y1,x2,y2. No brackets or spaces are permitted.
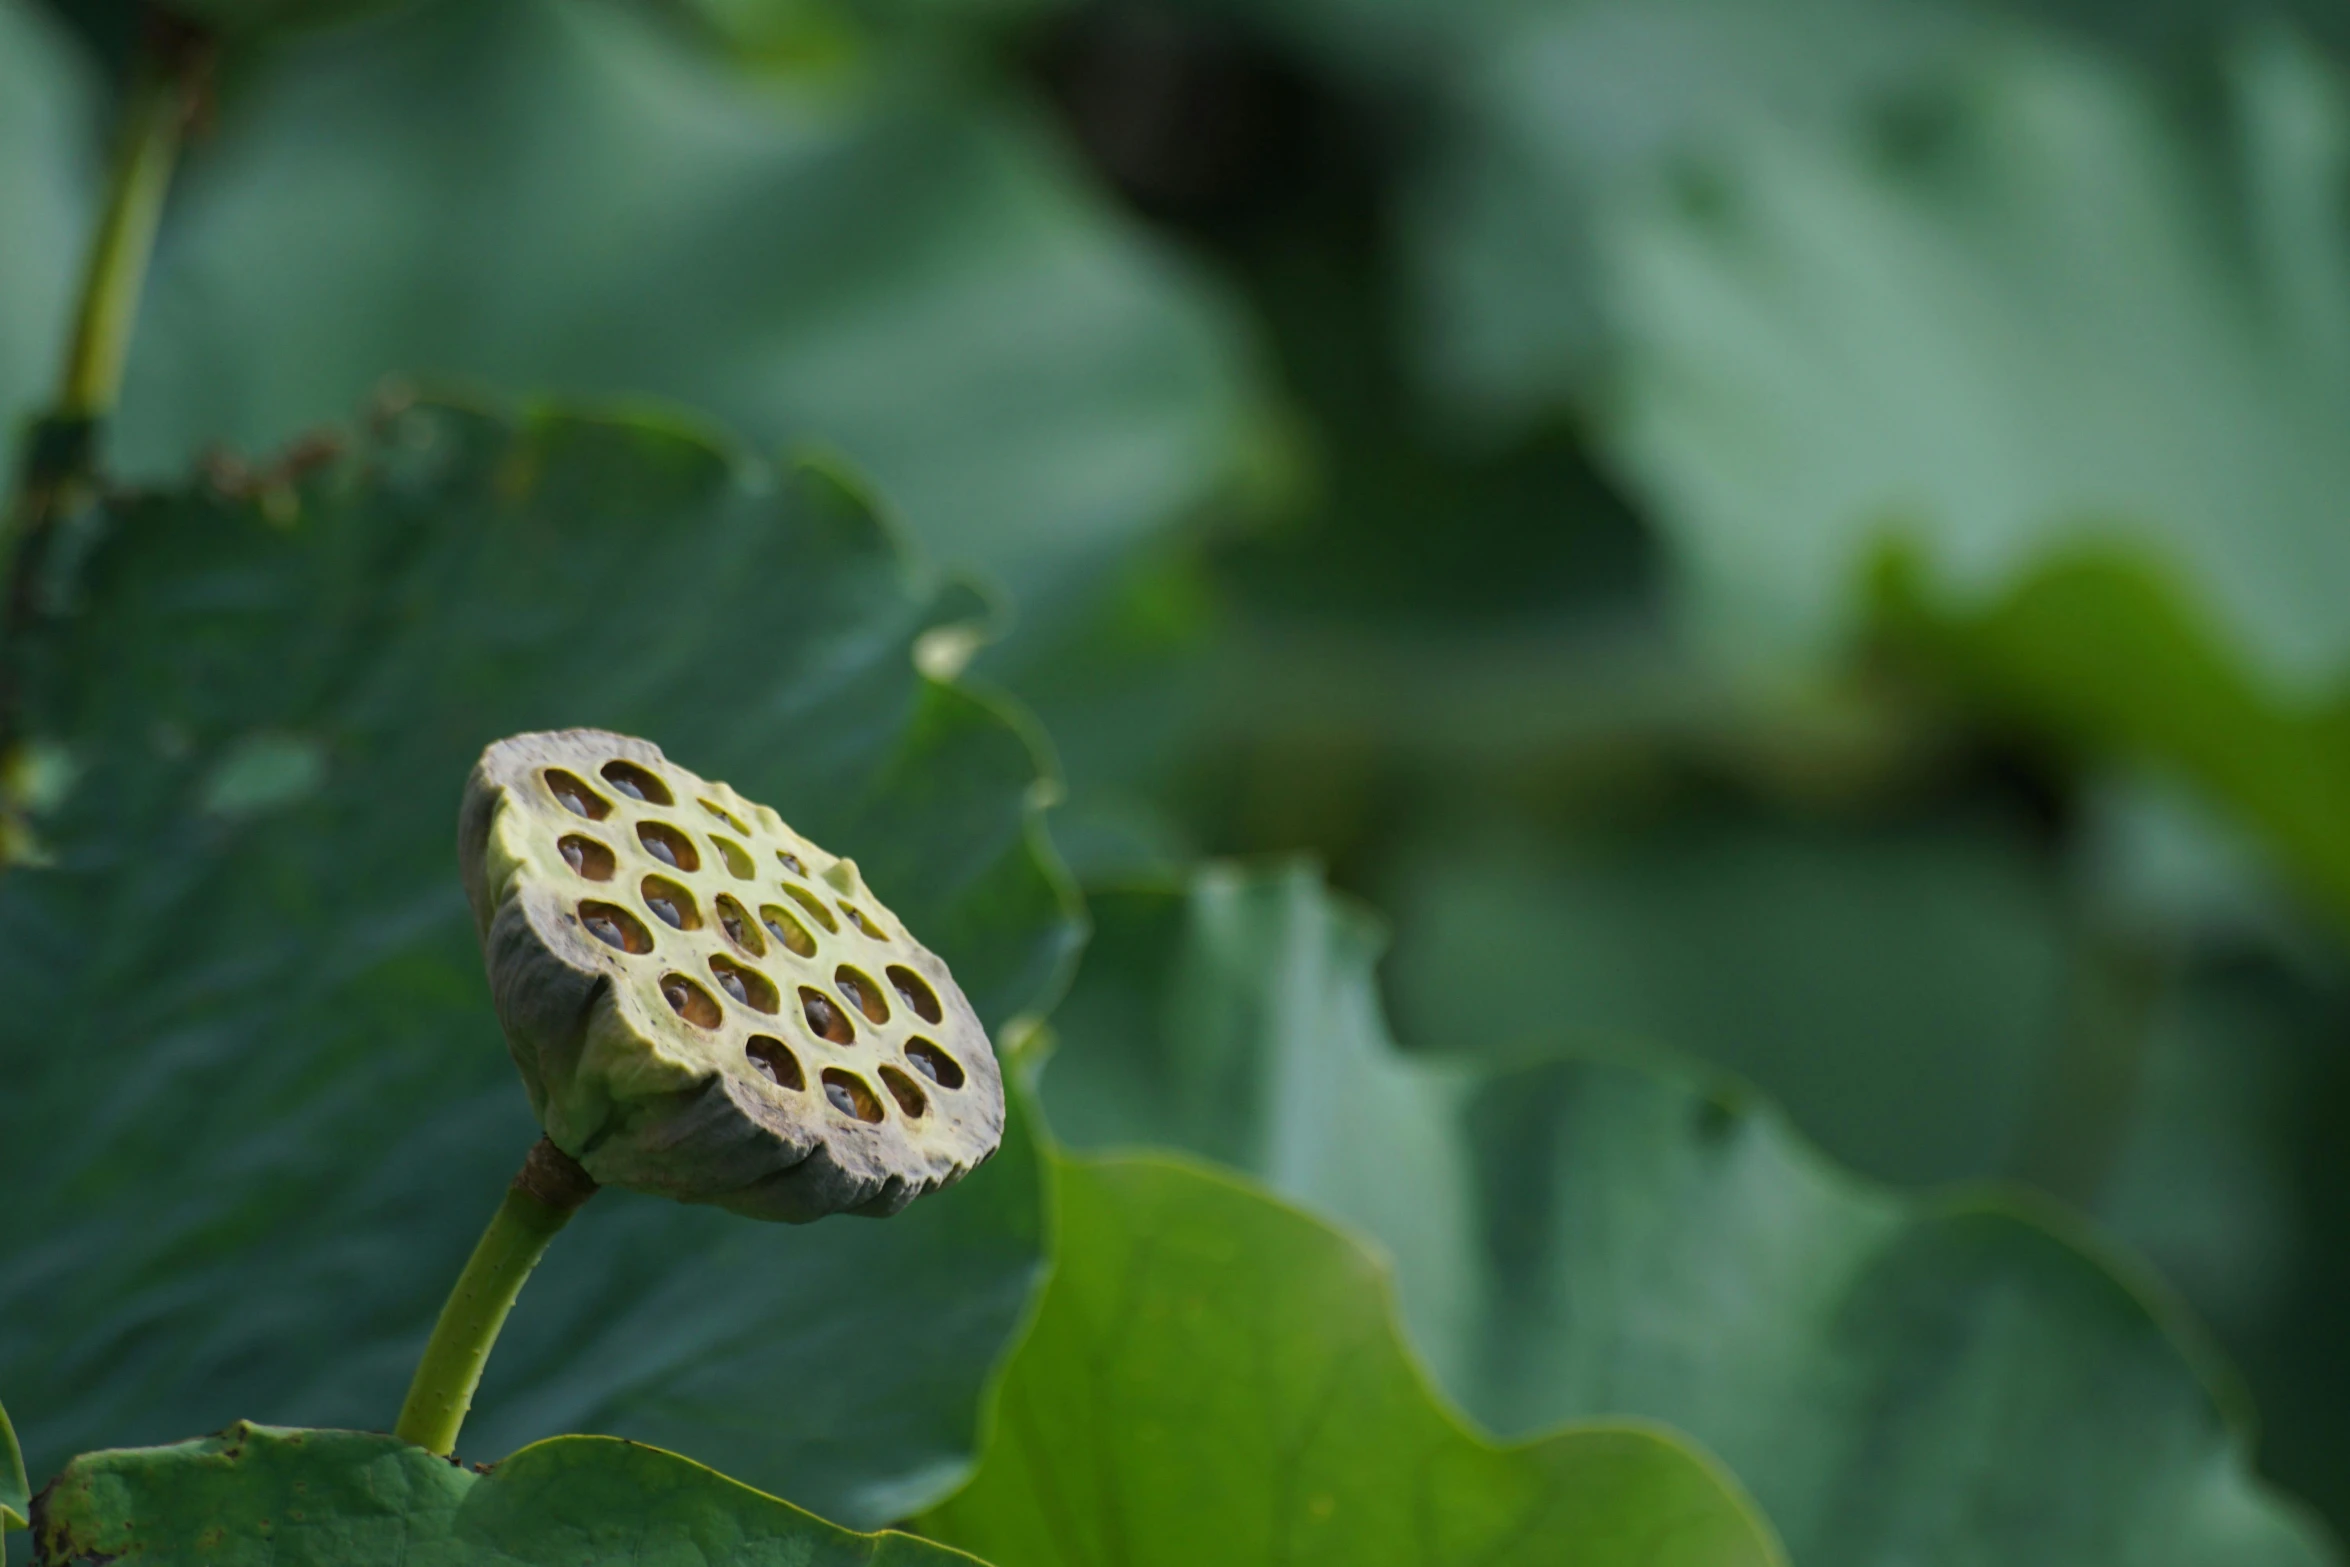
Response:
5,0,2350,1560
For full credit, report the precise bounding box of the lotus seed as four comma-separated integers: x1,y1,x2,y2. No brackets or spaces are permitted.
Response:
905,1038,964,1088
746,1035,801,1089
889,965,943,1024
803,991,849,1042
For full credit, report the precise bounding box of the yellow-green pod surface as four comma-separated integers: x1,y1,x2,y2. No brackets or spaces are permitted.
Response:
460,730,1003,1222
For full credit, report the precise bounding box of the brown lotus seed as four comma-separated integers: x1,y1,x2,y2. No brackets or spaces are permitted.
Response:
642,875,699,931
662,974,721,1028
710,955,779,1014
905,1038,964,1089
560,835,616,880
746,1035,803,1089
836,967,888,1025
887,965,943,1025
715,894,762,955
579,901,652,955
601,759,672,806
545,769,610,820
822,1069,883,1123
638,822,699,871
801,987,853,1044
760,905,816,958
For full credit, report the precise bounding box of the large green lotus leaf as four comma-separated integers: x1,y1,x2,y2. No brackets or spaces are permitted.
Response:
1037,863,2336,1566
1353,7,2350,919
1184,0,2341,435
30,1423,982,1565
920,1151,1782,1567
1374,810,2071,1186
0,1,90,446
1592,30,2350,693
0,398,1074,1526
1873,547,2350,924
1399,0,1963,421
28,0,1257,613
2085,929,2350,1532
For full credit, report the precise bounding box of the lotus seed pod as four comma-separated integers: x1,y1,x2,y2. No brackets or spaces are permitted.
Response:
459,730,1004,1223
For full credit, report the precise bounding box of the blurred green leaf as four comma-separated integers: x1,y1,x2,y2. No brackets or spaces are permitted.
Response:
1379,10,2350,927
20,0,1263,619
921,1151,1783,1567
1403,0,1963,421
1038,864,1483,1386
1040,863,2337,1566
2086,930,2350,1528
1877,548,2350,924
32,1423,986,1564
159,0,411,35
1392,11,2350,940
1377,808,2071,1186
0,397,1074,1525
2,1394,26,1532
1592,29,2350,691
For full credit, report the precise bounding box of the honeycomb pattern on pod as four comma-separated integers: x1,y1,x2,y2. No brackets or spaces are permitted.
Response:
460,729,1003,1222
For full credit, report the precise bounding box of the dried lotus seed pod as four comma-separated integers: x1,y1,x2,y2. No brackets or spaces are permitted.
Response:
459,729,1003,1223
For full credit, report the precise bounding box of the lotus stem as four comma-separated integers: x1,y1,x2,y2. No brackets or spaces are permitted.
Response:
393,1138,598,1456
56,16,207,425
1,14,211,779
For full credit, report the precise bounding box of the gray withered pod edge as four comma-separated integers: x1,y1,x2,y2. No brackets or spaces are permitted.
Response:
459,729,1005,1223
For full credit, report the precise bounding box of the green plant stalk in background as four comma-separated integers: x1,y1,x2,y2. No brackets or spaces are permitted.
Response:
4,17,202,527
54,42,187,426
2,14,210,870
392,1138,599,1457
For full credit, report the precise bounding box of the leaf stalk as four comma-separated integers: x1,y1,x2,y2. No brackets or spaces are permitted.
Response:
0,13,212,830
56,26,200,425
393,1138,599,1457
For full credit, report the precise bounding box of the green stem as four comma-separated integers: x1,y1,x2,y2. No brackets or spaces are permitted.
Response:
0,16,210,781
55,38,192,424
394,1138,599,1456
